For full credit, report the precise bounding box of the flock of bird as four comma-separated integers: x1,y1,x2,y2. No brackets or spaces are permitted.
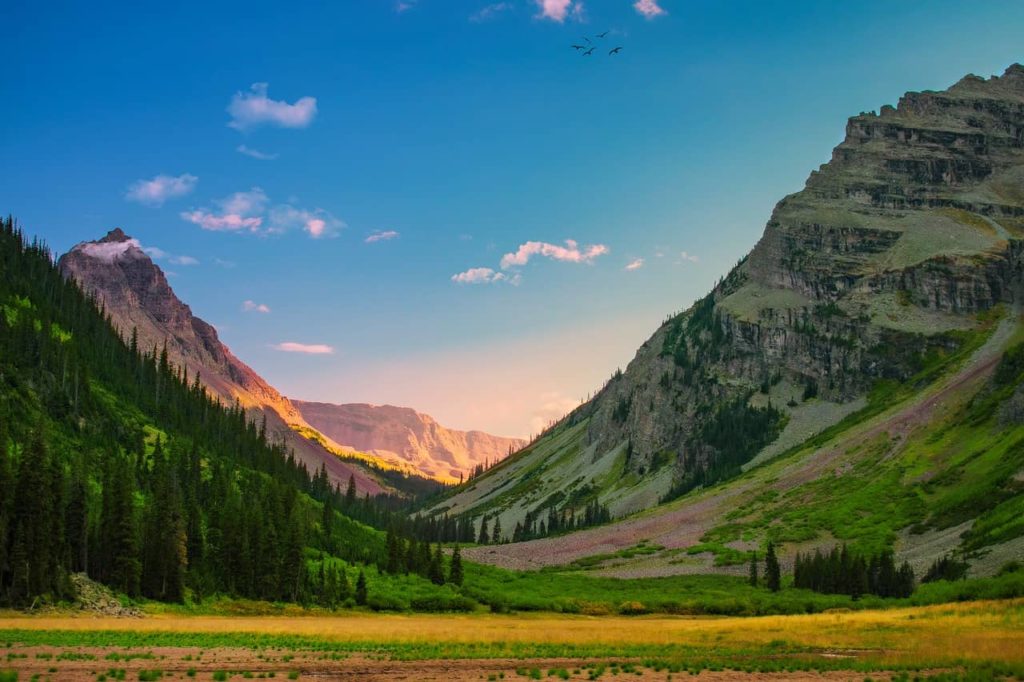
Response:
571,31,622,57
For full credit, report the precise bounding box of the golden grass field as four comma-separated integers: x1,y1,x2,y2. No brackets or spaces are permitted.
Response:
0,599,1021,680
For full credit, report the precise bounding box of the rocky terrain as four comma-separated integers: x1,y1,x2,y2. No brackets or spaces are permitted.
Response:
59,232,519,487
59,230,388,493
294,401,524,482
432,65,1024,569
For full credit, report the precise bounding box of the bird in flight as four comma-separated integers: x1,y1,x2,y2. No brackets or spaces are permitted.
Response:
609,46,623,55
583,47,595,56
596,31,610,38
571,44,585,50
583,36,592,44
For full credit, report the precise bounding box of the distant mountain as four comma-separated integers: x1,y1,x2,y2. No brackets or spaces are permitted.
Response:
58,229,389,494
433,64,1024,576
293,401,525,483
58,230,518,487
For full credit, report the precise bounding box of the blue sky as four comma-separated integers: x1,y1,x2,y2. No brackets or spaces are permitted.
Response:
2,0,1022,437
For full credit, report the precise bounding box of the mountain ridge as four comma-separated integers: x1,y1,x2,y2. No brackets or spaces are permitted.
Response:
429,63,1024,574
58,231,518,486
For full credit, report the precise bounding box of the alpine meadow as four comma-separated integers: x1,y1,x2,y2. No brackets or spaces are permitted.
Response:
1,2,1024,680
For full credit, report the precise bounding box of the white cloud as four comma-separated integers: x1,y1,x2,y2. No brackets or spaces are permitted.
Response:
679,251,699,263
80,238,142,263
142,245,199,266
227,83,317,131
396,0,417,11
633,0,666,19
470,2,511,22
529,392,582,435
625,257,644,271
181,188,340,239
268,204,344,238
214,258,236,268
451,267,508,284
500,239,608,269
236,144,279,160
242,300,271,314
272,342,335,354
125,173,197,206
365,230,399,243
534,0,584,22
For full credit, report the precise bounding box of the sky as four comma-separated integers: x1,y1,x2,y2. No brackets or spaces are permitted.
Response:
2,1,1022,438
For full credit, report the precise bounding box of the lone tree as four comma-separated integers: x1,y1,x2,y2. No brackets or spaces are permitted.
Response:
449,544,464,586
355,570,368,606
748,551,758,587
765,542,781,592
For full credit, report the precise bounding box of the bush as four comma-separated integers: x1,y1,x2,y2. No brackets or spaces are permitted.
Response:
409,594,477,612
366,594,409,612
618,600,648,615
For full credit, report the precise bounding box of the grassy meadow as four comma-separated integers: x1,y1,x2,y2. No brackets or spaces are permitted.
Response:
0,599,1022,679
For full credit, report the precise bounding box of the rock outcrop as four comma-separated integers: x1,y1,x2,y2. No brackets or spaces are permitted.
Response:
293,401,525,483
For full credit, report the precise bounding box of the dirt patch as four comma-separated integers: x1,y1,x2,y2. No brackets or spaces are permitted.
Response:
0,646,952,681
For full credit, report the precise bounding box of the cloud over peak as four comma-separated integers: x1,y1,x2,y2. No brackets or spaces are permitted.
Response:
125,173,197,206
272,341,335,354
227,83,317,131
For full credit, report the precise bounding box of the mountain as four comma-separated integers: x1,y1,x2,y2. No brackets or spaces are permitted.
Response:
293,401,525,483
58,229,389,494
432,65,1024,576
58,230,518,487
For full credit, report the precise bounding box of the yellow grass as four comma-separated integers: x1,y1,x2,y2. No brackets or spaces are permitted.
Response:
1,599,1021,666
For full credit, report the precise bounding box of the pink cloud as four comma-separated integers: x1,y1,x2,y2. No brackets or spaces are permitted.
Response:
181,210,263,232
227,83,317,131
242,300,271,314
633,0,666,19
451,267,510,284
365,230,400,243
500,239,609,269
272,342,335,354
625,257,644,271
534,0,583,22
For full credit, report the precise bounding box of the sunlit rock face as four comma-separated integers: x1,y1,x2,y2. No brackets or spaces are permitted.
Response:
293,401,526,483
59,229,386,494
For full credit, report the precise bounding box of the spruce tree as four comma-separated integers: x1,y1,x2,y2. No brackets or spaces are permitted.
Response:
449,545,464,586
355,570,368,606
748,551,758,587
765,542,781,592
429,543,446,585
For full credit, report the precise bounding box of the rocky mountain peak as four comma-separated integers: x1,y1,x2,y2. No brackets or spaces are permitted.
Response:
99,227,132,243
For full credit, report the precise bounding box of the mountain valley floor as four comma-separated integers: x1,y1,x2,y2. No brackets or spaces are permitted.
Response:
0,599,1021,681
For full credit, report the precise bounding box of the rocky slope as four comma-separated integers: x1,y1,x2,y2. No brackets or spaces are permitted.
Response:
431,65,1024,560
58,230,388,494
293,401,525,483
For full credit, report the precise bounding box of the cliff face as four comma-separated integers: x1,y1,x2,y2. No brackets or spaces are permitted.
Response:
293,401,525,482
432,64,1024,528
58,230,387,494
584,64,1024,475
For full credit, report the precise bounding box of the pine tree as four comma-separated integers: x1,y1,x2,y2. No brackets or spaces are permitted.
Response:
355,570,368,606
765,542,781,592
491,517,502,544
429,543,446,585
748,551,758,587
449,545,464,586
477,517,490,545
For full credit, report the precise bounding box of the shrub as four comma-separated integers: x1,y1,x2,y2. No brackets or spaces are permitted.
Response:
366,594,409,612
618,600,648,615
